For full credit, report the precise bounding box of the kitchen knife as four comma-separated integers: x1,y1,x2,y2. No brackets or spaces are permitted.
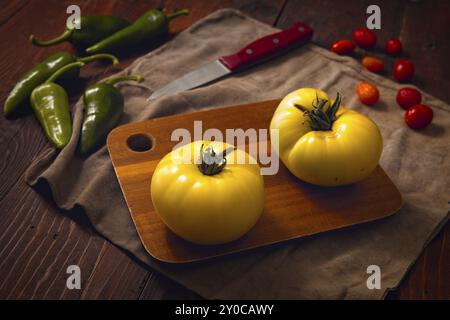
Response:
148,21,313,101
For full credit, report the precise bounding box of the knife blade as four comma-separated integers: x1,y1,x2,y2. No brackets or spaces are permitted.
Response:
148,21,313,101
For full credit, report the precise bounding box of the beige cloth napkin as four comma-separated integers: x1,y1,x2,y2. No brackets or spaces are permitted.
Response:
25,9,449,299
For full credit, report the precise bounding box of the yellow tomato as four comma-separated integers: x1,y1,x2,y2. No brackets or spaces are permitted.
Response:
151,140,264,245
270,88,382,186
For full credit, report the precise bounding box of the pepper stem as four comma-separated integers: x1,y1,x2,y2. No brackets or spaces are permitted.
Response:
197,144,235,176
77,53,120,66
105,75,144,86
45,62,85,84
29,29,73,47
166,8,189,20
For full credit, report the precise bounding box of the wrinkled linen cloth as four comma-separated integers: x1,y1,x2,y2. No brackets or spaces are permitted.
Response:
26,9,449,299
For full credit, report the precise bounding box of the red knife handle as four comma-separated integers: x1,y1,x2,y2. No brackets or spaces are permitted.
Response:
218,21,313,72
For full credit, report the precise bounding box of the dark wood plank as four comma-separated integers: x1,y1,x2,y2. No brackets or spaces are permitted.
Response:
0,0,131,201
0,170,156,299
139,272,200,300
0,175,103,299
0,0,155,300
161,0,286,32
277,0,405,46
0,117,49,202
397,0,450,102
0,0,29,27
79,244,149,300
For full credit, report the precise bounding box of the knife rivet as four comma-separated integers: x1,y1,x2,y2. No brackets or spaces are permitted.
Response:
245,49,253,54
272,38,279,44
298,26,305,32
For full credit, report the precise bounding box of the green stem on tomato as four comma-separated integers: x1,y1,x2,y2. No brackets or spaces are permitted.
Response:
197,144,235,176
295,92,341,131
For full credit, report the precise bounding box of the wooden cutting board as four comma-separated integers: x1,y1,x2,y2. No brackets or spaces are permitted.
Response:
107,99,402,263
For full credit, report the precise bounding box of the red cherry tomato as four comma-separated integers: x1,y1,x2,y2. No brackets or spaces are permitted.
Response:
353,27,377,49
385,37,403,56
356,82,379,105
331,40,355,55
393,59,414,82
404,104,433,129
396,87,422,110
362,56,384,73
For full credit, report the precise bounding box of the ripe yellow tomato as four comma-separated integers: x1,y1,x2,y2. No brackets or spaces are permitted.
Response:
270,88,383,186
151,140,264,245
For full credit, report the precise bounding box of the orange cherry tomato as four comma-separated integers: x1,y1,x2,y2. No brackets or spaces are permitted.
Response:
362,56,384,73
356,82,379,105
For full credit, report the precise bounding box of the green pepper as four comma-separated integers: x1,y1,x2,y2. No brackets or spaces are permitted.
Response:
30,16,130,49
85,8,189,54
79,74,144,155
3,52,119,117
31,62,85,149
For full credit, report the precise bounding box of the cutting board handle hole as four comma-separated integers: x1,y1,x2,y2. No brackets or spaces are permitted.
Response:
126,134,153,153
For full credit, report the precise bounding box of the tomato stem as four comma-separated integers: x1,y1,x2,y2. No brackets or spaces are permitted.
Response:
197,144,235,176
295,92,341,131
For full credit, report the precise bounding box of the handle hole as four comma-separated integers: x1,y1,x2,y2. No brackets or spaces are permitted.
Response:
127,134,153,152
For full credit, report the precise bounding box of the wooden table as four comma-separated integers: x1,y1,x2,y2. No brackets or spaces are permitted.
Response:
0,0,448,299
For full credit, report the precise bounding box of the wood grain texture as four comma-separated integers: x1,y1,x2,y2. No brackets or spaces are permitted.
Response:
108,100,402,263
79,244,149,300
0,0,158,300
0,0,447,299
0,0,28,27
0,0,132,202
139,271,200,300
0,174,102,299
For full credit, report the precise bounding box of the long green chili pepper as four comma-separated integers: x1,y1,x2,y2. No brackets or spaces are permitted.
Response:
85,8,189,54
30,16,130,49
79,74,144,156
31,62,85,149
3,52,119,117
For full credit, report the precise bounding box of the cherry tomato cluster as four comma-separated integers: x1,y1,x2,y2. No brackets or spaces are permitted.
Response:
355,84,433,129
330,28,414,82
397,87,433,129
331,27,432,130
